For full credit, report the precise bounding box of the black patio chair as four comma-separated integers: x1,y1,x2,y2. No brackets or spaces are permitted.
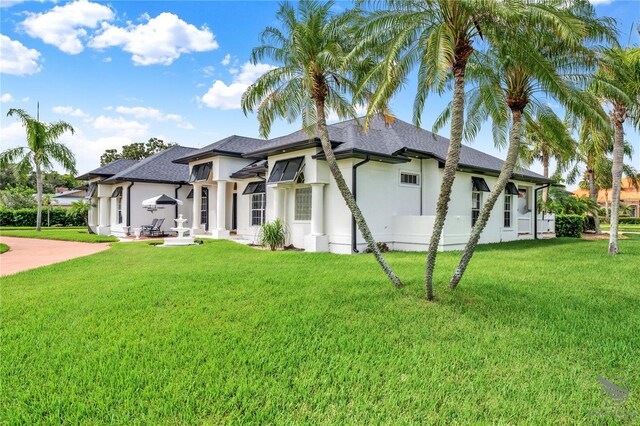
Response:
147,218,165,237
141,218,159,236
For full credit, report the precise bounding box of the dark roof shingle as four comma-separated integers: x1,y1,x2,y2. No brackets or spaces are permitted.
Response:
101,146,197,184
76,159,139,180
174,135,266,164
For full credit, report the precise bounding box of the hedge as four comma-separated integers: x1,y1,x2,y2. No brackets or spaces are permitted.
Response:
556,214,584,238
0,208,85,227
619,217,640,225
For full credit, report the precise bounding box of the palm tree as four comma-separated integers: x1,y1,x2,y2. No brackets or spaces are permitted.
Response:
359,0,590,300
241,1,403,288
446,9,614,289
42,193,52,227
591,46,640,254
1,108,76,231
68,199,93,234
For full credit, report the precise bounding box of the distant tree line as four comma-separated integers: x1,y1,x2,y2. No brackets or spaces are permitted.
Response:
100,138,176,166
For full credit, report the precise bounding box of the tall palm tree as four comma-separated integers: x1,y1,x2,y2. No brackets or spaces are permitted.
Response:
591,46,640,254
359,0,590,300
446,9,614,289
241,1,403,288
1,108,75,231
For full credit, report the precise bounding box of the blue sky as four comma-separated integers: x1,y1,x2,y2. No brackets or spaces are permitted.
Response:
1,0,638,183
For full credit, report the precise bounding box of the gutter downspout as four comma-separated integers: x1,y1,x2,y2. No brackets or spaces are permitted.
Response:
534,183,551,239
351,157,370,253
126,182,135,231
420,158,424,216
175,183,183,218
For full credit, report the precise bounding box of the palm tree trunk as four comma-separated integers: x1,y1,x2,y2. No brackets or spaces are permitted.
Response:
315,100,403,288
541,149,549,205
35,163,43,232
604,190,610,223
588,169,602,234
608,104,625,254
450,108,524,289
424,62,468,300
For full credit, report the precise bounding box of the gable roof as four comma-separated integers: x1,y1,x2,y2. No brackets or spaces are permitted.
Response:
76,159,139,180
173,135,266,164
101,146,197,184
243,116,552,183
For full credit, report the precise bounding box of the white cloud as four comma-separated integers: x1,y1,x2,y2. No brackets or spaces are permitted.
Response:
21,97,30,102
589,0,613,4
1,93,15,103
89,12,218,65
221,53,231,66
52,105,90,118
21,0,114,54
199,62,276,110
0,34,42,75
202,65,215,77
113,106,193,129
92,115,148,138
102,56,112,63
0,121,26,149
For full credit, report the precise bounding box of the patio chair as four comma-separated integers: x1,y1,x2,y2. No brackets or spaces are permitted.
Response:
147,218,165,237
141,218,160,236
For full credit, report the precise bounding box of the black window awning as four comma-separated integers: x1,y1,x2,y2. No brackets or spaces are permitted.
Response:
243,181,266,195
111,187,123,198
187,188,193,199
472,177,490,192
85,183,97,199
505,182,519,195
189,162,212,183
267,157,304,184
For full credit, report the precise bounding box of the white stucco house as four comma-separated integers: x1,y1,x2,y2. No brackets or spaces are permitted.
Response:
171,116,555,254
77,146,196,236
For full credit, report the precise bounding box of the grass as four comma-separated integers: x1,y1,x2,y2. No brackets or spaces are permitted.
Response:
1,236,639,424
0,227,118,243
601,223,640,232
0,243,8,254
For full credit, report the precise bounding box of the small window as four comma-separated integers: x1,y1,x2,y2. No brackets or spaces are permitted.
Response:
189,163,212,183
116,196,123,224
505,182,519,195
472,177,490,192
504,194,512,228
243,181,266,195
250,193,266,226
111,187,122,198
295,187,312,221
400,172,419,186
85,183,97,199
267,157,305,184
472,191,482,226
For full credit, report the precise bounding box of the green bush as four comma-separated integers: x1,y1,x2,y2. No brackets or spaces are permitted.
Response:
259,219,287,251
619,217,640,225
0,208,84,227
555,214,584,238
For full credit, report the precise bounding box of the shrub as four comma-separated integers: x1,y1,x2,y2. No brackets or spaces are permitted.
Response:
583,216,596,232
619,217,640,225
259,219,286,251
0,208,84,227
364,242,389,253
555,214,584,238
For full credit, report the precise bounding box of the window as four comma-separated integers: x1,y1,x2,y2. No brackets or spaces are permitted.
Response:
250,193,266,226
85,183,97,199
267,157,305,184
243,181,266,195
189,163,212,183
504,194,512,228
295,187,312,221
111,187,122,198
505,182,519,195
472,177,490,192
472,191,481,226
201,187,209,230
116,196,123,224
400,172,419,186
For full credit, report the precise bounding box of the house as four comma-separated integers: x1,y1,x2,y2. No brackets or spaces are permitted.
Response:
76,146,196,236
51,188,87,208
173,116,554,253
573,177,640,218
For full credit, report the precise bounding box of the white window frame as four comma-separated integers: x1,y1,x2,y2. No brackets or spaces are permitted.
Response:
504,194,512,229
472,191,482,227
116,195,123,224
399,171,420,187
250,193,266,226
294,187,312,221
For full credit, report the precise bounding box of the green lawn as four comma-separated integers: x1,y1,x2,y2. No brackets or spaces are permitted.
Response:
0,227,118,243
601,223,640,232
1,237,638,424
0,243,8,254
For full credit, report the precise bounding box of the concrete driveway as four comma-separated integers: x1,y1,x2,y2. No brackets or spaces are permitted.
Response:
0,236,111,277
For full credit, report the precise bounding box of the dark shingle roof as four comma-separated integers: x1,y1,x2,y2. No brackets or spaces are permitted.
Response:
76,159,139,180
173,135,266,164
101,146,197,184
243,116,551,183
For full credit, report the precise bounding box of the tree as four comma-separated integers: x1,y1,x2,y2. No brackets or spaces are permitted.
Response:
99,138,176,165
242,0,403,288
360,0,589,300
445,6,614,289
42,194,52,227
591,46,640,254
1,108,76,231
68,200,93,234
0,187,36,209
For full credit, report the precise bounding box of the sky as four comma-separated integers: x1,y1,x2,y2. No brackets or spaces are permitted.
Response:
1,0,639,184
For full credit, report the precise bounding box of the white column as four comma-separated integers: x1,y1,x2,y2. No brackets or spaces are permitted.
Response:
310,183,325,236
212,181,229,239
97,196,111,236
192,184,201,233
273,187,284,221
